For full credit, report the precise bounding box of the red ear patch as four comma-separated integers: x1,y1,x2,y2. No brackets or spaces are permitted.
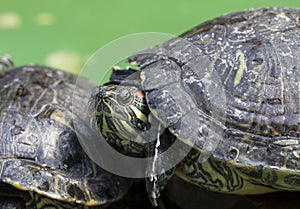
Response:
135,91,145,98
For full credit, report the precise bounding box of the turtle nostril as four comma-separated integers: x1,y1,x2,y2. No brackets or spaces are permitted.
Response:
92,87,108,99
97,91,107,98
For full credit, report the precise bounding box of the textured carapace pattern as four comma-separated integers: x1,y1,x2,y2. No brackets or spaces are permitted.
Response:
181,7,300,138
132,7,299,138
0,65,131,207
128,8,300,192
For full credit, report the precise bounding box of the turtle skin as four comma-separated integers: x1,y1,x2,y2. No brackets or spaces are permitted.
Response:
91,7,300,206
0,62,131,208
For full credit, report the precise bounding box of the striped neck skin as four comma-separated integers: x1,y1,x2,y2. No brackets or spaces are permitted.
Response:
91,84,150,156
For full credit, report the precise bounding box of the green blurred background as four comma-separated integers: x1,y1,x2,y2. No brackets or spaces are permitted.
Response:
0,0,299,76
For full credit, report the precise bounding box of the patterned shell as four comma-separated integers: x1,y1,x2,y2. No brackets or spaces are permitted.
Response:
129,8,300,188
0,65,131,206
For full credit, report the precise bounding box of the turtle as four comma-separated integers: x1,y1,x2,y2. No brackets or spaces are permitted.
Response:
89,7,300,207
0,56,132,209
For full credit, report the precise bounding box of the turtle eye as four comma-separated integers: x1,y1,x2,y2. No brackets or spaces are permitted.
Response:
117,89,133,105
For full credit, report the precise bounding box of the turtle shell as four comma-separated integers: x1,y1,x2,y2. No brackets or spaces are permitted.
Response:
0,65,131,206
130,7,300,190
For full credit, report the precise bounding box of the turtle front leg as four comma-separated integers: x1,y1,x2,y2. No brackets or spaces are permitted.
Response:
179,149,246,193
145,127,176,207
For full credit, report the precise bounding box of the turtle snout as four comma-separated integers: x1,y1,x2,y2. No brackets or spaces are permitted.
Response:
92,85,117,100
96,90,108,99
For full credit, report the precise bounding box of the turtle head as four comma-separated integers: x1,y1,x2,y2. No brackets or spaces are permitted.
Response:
90,84,150,156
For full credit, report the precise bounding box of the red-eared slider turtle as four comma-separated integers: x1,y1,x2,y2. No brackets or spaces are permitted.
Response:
89,7,300,206
0,56,131,208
